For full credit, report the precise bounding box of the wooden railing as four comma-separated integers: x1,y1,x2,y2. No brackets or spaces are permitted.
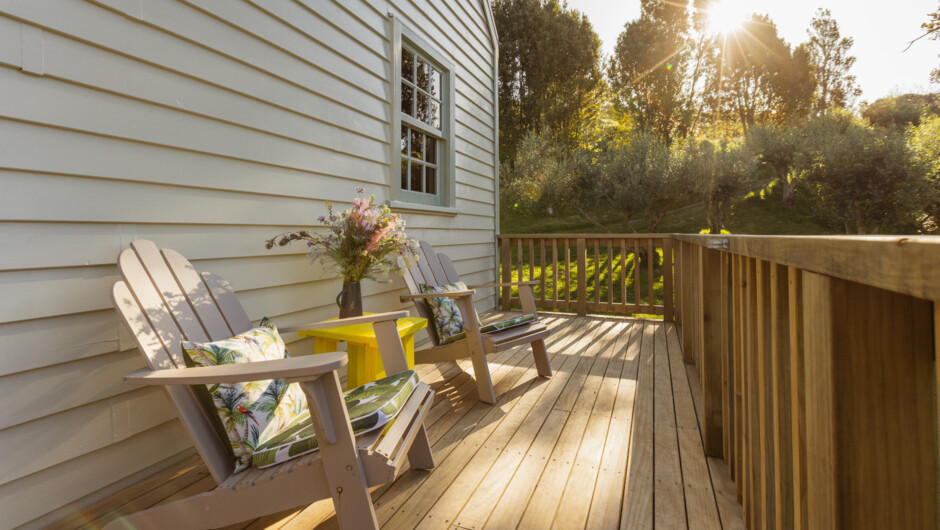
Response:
497,234,674,318
673,234,939,530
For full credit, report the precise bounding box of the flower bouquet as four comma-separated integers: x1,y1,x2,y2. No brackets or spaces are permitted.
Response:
265,189,419,317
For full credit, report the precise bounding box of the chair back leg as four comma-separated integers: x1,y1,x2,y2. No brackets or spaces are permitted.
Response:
455,297,497,404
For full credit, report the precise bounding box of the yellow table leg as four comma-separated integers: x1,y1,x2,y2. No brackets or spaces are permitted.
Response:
313,337,339,355
346,343,368,389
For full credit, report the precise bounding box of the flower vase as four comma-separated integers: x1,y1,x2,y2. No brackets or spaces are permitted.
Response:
336,280,363,319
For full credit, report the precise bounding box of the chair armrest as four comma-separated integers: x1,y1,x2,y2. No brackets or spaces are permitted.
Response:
278,311,409,334
468,281,539,289
124,352,348,386
400,289,475,302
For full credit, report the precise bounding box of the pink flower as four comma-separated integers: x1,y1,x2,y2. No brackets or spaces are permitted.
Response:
366,226,392,252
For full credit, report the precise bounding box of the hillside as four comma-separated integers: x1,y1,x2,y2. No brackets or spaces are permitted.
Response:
502,184,843,235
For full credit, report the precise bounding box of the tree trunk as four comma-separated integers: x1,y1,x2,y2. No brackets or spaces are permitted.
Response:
573,205,611,233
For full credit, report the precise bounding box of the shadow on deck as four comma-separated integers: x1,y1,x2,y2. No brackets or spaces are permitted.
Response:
57,313,744,529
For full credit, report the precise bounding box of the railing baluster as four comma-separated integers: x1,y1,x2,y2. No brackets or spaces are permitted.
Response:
501,237,511,310
552,239,559,310
787,267,806,530
607,239,614,313
633,239,641,313
647,239,655,313
620,239,627,314
593,239,600,308
770,262,793,530
577,238,587,316
529,238,535,287
565,238,572,307
517,239,523,288
663,237,674,321
540,238,546,305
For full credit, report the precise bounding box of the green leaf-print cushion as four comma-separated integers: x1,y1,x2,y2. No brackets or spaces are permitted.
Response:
181,317,308,472
251,369,421,468
419,281,469,344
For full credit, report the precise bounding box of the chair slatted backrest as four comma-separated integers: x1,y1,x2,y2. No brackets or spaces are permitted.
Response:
401,241,466,347
111,240,252,483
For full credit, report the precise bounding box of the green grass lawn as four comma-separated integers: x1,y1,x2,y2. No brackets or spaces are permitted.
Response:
502,182,840,236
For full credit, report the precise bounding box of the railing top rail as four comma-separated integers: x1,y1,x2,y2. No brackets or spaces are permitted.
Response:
673,233,940,301
497,233,667,240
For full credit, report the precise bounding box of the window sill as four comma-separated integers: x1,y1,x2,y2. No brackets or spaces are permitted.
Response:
388,200,459,216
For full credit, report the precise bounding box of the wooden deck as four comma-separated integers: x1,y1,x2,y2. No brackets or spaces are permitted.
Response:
59,313,744,529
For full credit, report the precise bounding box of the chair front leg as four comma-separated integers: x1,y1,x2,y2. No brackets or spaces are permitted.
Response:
454,296,497,404
519,284,539,317
298,373,378,530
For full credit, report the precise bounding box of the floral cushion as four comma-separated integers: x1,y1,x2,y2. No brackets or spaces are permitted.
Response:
479,313,537,333
251,369,421,468
181,318,307,472
419,281,469,344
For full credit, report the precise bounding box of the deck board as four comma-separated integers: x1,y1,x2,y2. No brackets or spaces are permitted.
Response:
62,315,744,530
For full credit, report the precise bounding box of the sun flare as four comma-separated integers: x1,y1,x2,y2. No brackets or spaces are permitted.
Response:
706,0,747,35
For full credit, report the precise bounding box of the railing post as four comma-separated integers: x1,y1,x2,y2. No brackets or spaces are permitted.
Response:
576,238,586,316
802,271,936,529
699,247,724,457
500,237,511,310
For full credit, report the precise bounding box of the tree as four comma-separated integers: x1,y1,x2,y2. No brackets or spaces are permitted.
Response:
862,93,940,129
500,129,608,231
907,114,940,233
908,6,940,83
805,8,861,114
805,121,926,234
607,0,715,144
607,0,692,144
494,0,604,164
707,15,815,131
682,138,757,233
596,132,696,232
747,122,808,207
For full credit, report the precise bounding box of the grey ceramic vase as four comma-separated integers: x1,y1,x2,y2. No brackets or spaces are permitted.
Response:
336,280,363,319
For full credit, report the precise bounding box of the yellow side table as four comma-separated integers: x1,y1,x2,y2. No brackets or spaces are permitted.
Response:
298,315,427,388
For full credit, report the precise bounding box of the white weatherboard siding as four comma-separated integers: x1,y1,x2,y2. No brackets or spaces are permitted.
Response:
0,0,499,527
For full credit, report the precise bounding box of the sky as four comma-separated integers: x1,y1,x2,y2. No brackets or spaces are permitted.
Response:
565,0,940,103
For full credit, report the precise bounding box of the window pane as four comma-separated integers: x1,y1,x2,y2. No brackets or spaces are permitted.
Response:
417,93,429,124
401,49,414,82
430,68,441,97
411,163,423,192
401,84,414,117
430,100,441,130
425,166,437,195
425,136,437,165
400,125,408,155
410,129,423,160
401,160,408,190
417,58,429,91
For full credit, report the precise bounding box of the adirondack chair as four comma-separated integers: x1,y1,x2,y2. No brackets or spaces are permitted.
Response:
400,241,552,404
108,240,435,529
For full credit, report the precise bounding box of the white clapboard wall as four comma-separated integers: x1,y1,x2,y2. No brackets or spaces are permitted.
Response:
0,0,499,527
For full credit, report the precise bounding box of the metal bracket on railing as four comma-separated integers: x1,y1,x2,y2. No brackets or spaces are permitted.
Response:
707,238,730,250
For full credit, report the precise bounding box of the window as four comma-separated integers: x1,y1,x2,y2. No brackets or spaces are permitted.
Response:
390,19,455,210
